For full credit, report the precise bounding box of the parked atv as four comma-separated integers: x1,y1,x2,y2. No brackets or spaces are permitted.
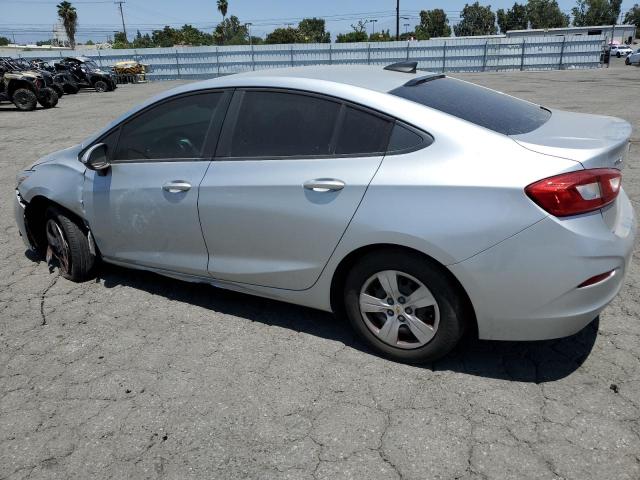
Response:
9,57,65,99
0,58,58,110
29,58,79,94
55,56,117,92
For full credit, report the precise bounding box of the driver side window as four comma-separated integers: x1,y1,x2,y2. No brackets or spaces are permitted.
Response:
114,92,222,161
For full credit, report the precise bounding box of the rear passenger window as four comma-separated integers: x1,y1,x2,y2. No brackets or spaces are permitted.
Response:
225,91,340,157
335,107,392,155
387,123,429,153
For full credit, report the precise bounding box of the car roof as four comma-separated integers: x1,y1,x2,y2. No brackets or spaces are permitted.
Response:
225,65,439,93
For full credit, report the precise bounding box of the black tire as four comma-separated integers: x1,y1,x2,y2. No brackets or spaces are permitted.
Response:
52,84,64,97
94,80,108,92
12,88,38,111
625,57,631,65
44,207,96,282
37,87,59,108
343,249,465,364
616,52,621,58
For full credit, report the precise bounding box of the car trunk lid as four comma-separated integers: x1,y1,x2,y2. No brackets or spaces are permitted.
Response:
511,109,631,170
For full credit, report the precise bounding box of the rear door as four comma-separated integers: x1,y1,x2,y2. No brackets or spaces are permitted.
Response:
198,89,393,290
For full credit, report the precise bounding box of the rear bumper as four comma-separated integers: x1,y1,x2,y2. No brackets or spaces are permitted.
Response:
450,190,636,341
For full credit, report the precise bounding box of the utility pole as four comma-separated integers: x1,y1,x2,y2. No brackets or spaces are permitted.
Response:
246,22,252,46
115,0,127,41
396,0,400,40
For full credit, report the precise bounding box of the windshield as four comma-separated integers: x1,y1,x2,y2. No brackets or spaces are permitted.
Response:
390,76,551,136
84,61,100,69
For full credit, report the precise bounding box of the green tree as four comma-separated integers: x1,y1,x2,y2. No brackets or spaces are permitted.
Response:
213,15,248,45
112,31,129,48
57,1,78,49
572,0,623,26
151,26,182,47
369,29,393,42
415,9,452,39
336,20,369,43
497,3,528,33
454,2,497,36
132,30,154,48
298,18,330,43
265,27,300,44
85,39,94,45
624,4,640,36
0,36,11,46
526,0,569,28
216,0,228,19
180,24,214,45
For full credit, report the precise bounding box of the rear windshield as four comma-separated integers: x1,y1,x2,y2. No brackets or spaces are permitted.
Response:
390,76,551,135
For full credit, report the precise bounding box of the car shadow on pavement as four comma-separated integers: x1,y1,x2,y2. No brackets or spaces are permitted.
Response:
97,263,598,384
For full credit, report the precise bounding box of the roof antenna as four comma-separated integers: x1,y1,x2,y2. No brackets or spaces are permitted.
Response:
384,61,418,73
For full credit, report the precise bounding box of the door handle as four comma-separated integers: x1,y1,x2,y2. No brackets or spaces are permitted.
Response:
303,179,345,192
162,181,192,193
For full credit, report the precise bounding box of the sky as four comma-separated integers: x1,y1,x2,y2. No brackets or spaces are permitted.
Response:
0,0,637,44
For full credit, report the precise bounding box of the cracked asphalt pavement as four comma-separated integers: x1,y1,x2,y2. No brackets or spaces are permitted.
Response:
1,61,639,479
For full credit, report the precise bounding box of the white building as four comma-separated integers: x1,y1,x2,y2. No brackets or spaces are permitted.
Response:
506,25,637,44
53,21,70,47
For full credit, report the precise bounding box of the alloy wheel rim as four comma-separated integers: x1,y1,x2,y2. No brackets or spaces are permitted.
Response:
45,219,70,273
359,270,440,349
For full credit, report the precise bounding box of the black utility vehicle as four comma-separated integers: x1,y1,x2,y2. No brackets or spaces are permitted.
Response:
29,58,79,94
9,57,65,98
0,58,58,111
55,56,117,92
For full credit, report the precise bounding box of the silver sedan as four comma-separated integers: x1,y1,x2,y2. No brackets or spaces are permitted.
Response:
14,62,636,363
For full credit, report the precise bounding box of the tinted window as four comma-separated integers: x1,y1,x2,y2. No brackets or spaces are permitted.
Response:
387,123,428,153
225,91,340,157
115,93,221,161
390,77,551,135
335,107,392,155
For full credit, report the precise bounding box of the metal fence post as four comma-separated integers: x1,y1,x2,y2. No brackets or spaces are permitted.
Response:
558,36,566,70
482,40,488,72
442,41,447,73
216,46,220,76
97,48,102,67
367,43,371,65
406,41,410,60
175,49,181,78
329,44,332,64
251,43,255,71
290,45,294,67
520,39,526,71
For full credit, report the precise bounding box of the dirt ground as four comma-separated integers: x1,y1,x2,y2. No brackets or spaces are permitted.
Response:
1,59,639,479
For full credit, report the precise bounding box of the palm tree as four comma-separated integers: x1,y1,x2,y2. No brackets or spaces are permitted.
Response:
57,1,78,49
216,0,228,44
217,0,228,20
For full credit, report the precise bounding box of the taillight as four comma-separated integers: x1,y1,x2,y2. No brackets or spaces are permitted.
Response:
525,168,621,217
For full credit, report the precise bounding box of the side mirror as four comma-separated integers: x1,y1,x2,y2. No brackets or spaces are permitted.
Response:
81,143,110,172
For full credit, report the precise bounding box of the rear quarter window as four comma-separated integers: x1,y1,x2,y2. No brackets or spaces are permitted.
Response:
390,77,551,136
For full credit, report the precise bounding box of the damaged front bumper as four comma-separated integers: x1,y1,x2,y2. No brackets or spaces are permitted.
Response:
14,190,34,249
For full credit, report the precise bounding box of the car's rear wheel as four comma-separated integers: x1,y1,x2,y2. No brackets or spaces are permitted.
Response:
94,80,108,92
625,57,631,65
12,88,38,111
343,250,465,363
45,207,96,282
